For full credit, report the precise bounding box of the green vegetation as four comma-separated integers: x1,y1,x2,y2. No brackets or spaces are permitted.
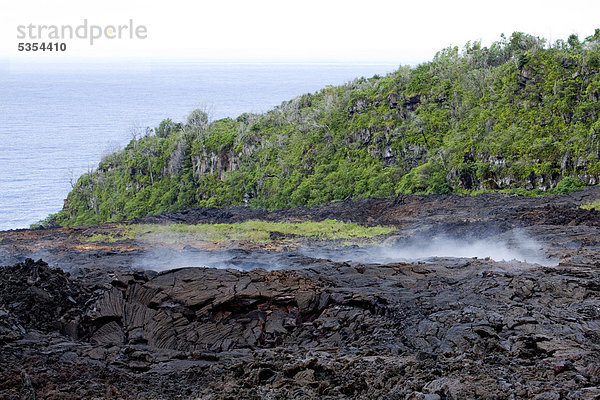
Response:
49,30,600,226
83,233,115,242
82,220,396,244
581,200,600,211
82,231,134,243
550,176,586,194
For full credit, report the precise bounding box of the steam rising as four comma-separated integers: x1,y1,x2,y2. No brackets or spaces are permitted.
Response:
132,229,558,271
132,248,296,272
326,233,558,267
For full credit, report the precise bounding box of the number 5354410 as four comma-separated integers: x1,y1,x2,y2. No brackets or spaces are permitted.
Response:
18,42,66,51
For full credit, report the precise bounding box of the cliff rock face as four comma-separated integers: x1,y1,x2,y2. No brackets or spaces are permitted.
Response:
192,150,240,181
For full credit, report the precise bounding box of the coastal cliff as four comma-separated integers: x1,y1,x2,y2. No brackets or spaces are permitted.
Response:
49,30,600,226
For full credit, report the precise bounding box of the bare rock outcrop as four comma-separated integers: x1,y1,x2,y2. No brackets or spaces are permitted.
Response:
85,267,328,352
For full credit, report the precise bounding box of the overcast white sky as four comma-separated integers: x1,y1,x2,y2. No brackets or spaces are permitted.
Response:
1,0,599,65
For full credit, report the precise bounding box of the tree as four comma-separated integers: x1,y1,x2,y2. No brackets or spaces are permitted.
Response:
128,124,152,150
585,28,600,43
568,34,582,51
186,109,210,137
156,118,181,138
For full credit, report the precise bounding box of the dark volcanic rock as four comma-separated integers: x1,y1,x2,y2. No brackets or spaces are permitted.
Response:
0,258,91,336
3,189,600,398
84,267,328,351
3,256,600,399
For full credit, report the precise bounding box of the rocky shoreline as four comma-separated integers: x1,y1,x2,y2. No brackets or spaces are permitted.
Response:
2,189,600,399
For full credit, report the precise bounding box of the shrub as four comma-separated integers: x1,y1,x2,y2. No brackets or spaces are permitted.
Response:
551,176,586,194
396,162,451,195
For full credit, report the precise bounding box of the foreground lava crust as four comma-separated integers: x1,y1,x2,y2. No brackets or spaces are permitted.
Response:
2,189,600,399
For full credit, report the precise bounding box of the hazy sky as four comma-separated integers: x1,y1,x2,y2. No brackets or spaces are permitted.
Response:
1,0,599,64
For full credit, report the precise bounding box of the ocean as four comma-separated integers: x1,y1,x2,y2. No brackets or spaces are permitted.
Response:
0,61,397,230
